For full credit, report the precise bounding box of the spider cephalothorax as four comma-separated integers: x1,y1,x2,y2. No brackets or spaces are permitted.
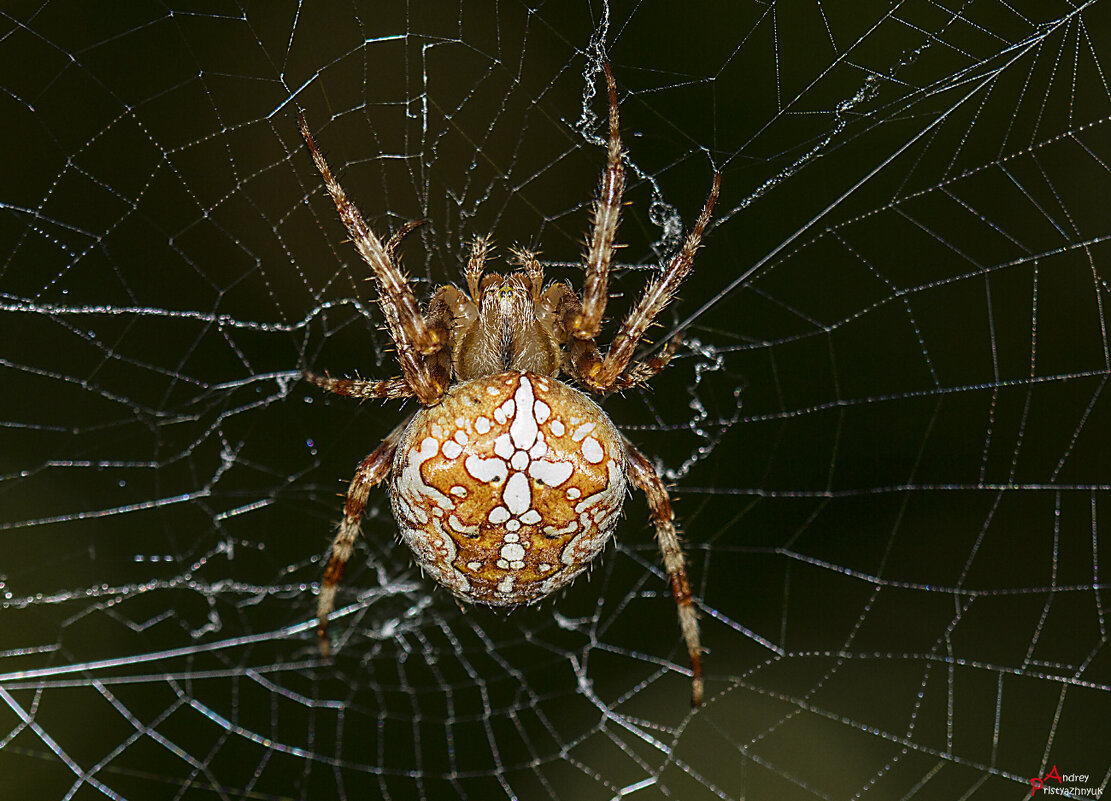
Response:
300,63,719,706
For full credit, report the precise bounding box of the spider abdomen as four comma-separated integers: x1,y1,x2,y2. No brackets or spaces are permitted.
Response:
390,371,627,606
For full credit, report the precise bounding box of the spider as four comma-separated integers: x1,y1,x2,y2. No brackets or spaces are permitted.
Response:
299,63,719,706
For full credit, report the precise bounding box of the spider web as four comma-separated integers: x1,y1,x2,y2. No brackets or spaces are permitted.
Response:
1,0,1109,798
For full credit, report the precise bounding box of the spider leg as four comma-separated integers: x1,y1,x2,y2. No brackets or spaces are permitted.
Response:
383,218,428,260
298,113,445,405
588,174,720,392
316,420,407,656
606,335,682,391
572,61,625,344
624,439,704,707
304,371,414,401
304,292,459,407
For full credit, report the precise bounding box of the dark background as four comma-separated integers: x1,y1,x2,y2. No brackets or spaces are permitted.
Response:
1,1,1108,799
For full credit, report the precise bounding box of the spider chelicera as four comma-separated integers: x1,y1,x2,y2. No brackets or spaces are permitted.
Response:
300,63,719,706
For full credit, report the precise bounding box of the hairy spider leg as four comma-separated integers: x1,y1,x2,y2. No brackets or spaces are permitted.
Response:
562,62,720,394
298,112,446,405
605,335,684,391
591,173,720,391
303,373,414,401
383,218,427,260
625,439,704,707
572,61,625,345
316,421,407,655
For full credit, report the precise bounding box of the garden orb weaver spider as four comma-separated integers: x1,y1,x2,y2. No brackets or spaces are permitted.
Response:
300,63,719,706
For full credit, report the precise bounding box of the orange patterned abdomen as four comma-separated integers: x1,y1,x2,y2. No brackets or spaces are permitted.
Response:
391,371,627,605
